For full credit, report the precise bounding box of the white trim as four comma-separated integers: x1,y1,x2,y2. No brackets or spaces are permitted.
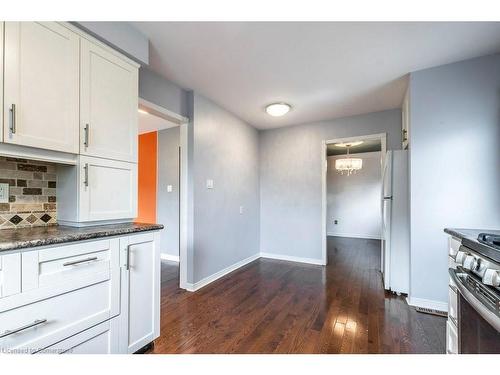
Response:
327,232,382,240
139,98,189,125
406,296,448,312
160,253,179,262
186,253,260,292
260,252,325,266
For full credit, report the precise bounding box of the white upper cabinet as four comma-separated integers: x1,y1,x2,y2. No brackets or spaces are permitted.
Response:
80,39,138,163
3,22,80,153
79,156,138,222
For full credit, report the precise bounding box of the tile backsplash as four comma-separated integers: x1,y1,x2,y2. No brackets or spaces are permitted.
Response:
0,157,57,229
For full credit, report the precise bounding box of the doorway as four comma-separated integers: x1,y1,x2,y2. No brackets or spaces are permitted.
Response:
137,98,189,289
321,133,387,268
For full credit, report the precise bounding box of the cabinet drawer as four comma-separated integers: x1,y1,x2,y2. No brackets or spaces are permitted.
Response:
0,278,116,353
21,239,116,292
38,318,119,354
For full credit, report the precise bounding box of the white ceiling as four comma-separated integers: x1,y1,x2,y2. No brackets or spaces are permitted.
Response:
132,22,500,129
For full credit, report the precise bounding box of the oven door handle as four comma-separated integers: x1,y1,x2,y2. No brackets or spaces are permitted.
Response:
449,268,500,333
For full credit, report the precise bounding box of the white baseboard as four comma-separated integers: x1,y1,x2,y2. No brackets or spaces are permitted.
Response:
327,232,382,240
160,253,180,262
187,253,260,292
260,252,325,266
406,296,448,312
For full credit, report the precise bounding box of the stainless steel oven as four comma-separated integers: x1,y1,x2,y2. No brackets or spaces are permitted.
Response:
449,268,500,353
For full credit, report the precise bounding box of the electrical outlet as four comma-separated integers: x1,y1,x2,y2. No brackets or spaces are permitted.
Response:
167,185,173,193
0,183,9,203
206,179,214,189
334,219,338,225
239,206,244,215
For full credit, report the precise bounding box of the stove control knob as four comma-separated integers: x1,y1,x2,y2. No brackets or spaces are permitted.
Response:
463,255,479,271
455,251,468,265
483,269,500,287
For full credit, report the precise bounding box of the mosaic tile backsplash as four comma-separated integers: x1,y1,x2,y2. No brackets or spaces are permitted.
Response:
0,157,57,229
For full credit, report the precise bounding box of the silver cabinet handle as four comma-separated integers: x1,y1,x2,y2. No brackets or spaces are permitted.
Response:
383,196,393,200
83,163,89,187
126,245,130,270
83,124,90,147
63,256,98,267
9,104,16,134
0,319,47,338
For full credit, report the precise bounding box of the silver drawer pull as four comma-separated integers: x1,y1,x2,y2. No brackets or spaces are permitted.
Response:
63,256,98,267
0,319,47,338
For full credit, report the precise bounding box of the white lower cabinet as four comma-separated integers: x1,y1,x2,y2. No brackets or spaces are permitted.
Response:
38,318,120,354
119,232,161,353
0,232,160,354
58,156,138,226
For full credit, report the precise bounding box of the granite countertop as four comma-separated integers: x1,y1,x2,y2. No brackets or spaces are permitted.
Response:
0,222,164,253
444,227,500,262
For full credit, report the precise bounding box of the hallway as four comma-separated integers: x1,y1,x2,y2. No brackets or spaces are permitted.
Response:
151,237,445,353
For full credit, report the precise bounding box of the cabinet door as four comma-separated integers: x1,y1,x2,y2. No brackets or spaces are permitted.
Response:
3,22,79,153
119,232,160,353
80,39,138,163
79,156,137,222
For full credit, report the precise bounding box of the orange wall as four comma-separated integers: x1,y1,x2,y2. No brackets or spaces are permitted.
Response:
136,131,158,224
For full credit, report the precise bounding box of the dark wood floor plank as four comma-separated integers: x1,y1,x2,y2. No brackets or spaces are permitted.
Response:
151,237,446,354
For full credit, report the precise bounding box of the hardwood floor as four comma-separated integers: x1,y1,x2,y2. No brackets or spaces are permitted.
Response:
151,237,446,354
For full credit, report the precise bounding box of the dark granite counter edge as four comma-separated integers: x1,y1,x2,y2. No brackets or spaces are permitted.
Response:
444,228,465,239
0,224,164,253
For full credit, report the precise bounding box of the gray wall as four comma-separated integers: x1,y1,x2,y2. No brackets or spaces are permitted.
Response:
192,94,260,283
409,54,500,304
139,67,189,118
157,127,180,258
260,109,401,261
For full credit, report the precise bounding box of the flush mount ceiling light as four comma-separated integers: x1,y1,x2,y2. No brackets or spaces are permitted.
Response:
334,142,363,176
265,103,291,117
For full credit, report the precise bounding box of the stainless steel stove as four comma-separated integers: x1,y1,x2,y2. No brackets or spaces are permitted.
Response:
449,232,500,354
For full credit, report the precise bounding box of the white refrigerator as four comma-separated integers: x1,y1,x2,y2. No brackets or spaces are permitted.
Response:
381,150,410,294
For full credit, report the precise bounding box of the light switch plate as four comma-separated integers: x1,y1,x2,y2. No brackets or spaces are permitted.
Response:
167,185,173,193
206,179,214,189
0,183,9,203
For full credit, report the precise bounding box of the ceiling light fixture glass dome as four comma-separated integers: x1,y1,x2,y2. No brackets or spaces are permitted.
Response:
265,103,291,117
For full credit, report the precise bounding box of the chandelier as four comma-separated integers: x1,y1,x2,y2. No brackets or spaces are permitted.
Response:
334,143,362,176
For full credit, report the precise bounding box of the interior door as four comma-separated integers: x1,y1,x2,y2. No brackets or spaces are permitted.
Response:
3,22,79,153
381,151,392,289
80,39,138,162
119,233,160,353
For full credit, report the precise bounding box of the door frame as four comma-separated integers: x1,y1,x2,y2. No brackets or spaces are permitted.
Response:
138,98,190,290
321,132,387,266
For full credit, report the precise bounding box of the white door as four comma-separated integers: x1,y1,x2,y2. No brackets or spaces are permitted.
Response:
79,156,137,222
80,39,138,163
3,22,80,153
119,233,160,353
381,151,393,289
